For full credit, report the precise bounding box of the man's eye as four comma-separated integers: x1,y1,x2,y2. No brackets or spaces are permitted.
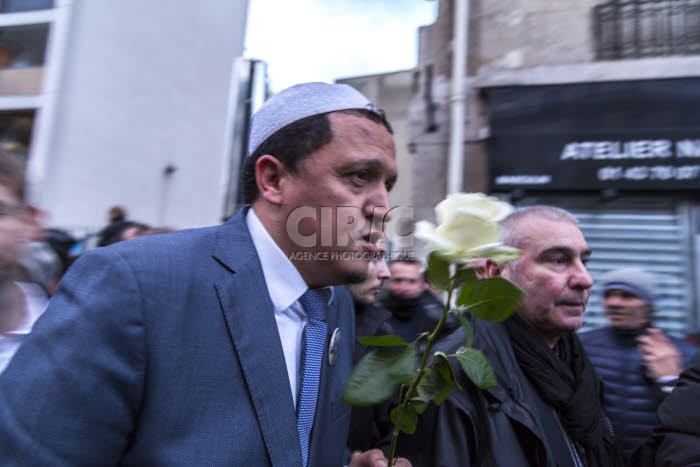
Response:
350,170,369,183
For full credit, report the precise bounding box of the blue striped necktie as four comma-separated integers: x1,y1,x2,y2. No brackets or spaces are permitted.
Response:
297,289,329,467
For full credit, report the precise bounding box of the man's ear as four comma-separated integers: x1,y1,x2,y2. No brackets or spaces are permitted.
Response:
255,155,287,206
484,259,503,278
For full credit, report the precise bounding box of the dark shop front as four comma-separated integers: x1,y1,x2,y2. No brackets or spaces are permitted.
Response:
487,78,700,337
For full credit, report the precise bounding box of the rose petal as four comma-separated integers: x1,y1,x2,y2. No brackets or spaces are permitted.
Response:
436,213,500,252
468,243,522,264
414,220,460,252
418,193,520,265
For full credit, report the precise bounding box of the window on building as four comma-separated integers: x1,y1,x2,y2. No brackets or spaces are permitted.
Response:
0,0,53,13
0,23,48,95
594,0,700,59
423,64,438,133
0,23,49,68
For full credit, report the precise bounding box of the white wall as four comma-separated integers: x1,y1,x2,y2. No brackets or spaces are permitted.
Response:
37,0,248,232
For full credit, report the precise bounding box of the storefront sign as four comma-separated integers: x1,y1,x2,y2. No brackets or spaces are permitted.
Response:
488,79,700,191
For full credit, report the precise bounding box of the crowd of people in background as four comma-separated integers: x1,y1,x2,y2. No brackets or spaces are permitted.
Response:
95,205,174,247
579,267,696,463
0,151,176,374
0,82,699,466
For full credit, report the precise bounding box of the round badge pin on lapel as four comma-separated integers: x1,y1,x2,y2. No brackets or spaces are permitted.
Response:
328,328,341,366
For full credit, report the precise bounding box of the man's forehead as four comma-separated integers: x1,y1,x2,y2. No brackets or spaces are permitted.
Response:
391,262,421,273
519,218,589,253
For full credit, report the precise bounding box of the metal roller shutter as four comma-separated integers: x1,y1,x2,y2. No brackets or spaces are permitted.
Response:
511,196,695,338
574,207,691,337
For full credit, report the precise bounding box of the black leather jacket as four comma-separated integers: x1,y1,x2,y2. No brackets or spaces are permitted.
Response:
393,318,612,467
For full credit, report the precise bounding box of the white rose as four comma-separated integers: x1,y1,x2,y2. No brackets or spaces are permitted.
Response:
435,193,512,225
414,193,521,264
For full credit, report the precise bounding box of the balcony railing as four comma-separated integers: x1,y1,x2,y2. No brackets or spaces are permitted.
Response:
594,0,700,59
0,66,42,95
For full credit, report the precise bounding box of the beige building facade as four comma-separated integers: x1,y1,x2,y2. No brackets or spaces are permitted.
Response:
0,0,250,235
407,0,700,335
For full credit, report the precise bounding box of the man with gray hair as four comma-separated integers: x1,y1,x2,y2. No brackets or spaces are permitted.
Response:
0,82,409,467
393,205,623,467
579,267,696,463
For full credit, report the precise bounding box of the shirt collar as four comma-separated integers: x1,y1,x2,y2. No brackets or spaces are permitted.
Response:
246,208,333,314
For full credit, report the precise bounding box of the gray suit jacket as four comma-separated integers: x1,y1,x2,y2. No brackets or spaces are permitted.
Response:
0,209,355,466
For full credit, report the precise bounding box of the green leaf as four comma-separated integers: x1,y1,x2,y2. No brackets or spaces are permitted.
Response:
390,343,418,380
414,366,449,408
455,346,497,389
427,252,451,290
357,335,409,347
455,313,474,348
413,367,434,403
390,404,418,434
433,351,462,392
409,398,429,415
457,277,524,322
343,344,418,406
453,267,479,289
433,352,462,405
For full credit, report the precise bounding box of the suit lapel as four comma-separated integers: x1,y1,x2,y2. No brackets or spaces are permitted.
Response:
213,211,302,467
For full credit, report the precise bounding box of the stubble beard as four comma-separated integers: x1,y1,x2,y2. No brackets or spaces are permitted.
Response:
344,269,368,285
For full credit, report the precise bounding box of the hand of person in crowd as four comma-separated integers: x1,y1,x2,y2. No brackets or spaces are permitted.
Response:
637,328,683,380
348,449,412,467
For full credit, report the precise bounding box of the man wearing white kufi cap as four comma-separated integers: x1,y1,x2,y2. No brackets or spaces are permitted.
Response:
0,82,410,467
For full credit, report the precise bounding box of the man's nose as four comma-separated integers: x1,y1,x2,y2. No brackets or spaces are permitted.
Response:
377,260,390,280
364,184,392,222
570,260,594,289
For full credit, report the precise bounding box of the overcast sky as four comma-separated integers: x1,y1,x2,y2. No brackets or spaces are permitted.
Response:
244,0,437,93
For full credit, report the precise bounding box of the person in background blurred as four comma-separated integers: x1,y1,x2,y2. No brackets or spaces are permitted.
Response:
46,228,78,285
21,227,79,296
380,259,448,343
348,236,392,357
579,267,696,463
96,205,129,246
346,235,393,454
17,240,61,296
629,348,700,467
0,148,47,373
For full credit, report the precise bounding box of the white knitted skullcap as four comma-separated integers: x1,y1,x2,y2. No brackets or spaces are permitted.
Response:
247,82,380,156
